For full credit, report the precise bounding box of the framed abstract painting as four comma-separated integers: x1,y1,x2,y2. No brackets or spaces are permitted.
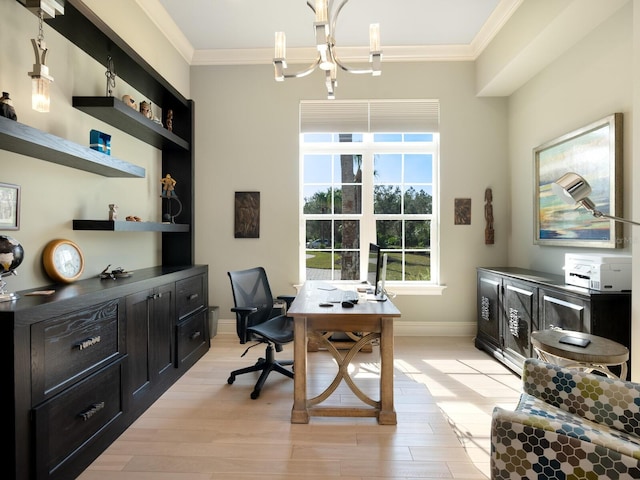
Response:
534,113,622,248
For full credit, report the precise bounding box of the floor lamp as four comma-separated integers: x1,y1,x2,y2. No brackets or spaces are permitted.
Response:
552,172,640,226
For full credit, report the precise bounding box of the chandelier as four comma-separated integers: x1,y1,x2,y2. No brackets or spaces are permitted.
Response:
273,0,381,99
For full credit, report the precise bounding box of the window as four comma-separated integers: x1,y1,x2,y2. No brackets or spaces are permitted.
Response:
300,100,440,291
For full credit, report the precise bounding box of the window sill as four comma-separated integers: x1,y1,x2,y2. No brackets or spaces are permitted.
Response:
293,281,446,296
385,283,447,296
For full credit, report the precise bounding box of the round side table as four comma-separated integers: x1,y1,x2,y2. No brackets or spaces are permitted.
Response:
531,329,629,380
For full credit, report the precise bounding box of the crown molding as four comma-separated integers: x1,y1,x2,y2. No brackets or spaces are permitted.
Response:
134,0,194,64
137,0,523,67
191,44,483,67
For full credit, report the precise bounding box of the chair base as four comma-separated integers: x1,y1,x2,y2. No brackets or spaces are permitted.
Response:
227,342,294,399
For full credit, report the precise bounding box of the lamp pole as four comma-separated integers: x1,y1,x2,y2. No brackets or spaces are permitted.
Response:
579,199,640,226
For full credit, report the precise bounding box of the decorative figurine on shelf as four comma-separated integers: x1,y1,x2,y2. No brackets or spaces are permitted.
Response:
160,173,182,223
0,92,17,120
90,129,111,155
139,100,152,120
484,187,495,245
108,204,118,221
160,173,176,198
166,109,173,132
105,55,116,97
122,94,137,111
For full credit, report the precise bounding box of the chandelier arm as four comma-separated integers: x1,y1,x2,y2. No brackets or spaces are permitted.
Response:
333,54,374,75
331,0,350,34
282,57,322,79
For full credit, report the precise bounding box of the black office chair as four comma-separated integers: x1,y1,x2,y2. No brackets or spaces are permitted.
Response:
227,267,295,399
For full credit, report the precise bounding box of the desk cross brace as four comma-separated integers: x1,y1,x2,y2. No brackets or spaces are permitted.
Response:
308,331,380,408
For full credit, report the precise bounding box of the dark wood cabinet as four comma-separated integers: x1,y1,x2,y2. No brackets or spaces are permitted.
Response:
3,265,209,480
476,267,631,376
126,283,175,416
502,277,537,364
2,4,209,478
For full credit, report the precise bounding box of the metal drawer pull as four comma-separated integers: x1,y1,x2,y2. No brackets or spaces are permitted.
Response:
188,293,199,300
189,331,202,340
78,401,105,421
76,335,101,350
148,292,163,300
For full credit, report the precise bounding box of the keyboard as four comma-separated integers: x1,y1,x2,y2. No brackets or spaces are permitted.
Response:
327,290,359,304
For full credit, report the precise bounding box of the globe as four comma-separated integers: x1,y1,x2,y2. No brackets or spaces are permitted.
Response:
0,235,24,275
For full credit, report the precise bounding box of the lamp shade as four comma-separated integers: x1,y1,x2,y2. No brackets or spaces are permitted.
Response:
552,172,592,205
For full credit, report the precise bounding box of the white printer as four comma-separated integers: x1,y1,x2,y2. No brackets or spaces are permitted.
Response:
564,253,632,291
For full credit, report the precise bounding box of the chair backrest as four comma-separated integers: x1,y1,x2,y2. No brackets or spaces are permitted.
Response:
227,267,274,342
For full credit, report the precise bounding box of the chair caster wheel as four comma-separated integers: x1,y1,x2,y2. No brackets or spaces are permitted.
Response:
251,390,260,399
227,376,235,384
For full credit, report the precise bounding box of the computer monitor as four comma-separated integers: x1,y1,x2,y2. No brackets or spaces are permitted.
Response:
367,243,381,287
376,253,388,300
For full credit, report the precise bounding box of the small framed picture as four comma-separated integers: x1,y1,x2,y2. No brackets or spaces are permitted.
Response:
234,191,260,238
0,183,20,230
454,198,471,225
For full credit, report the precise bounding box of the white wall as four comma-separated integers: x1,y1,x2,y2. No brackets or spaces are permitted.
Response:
0,0,189,291
191,61,509,333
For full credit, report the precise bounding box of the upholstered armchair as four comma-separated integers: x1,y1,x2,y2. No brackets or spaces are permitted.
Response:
491,358,640,479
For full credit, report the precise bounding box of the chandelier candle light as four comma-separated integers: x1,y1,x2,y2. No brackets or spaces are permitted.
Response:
273,0,381,99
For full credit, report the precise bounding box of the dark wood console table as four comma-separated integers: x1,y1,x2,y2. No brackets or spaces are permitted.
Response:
4,265,209,480
476,267,631,376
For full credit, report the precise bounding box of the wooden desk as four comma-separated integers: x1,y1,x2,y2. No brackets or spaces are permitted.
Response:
531,329,629,380
287,281,401,424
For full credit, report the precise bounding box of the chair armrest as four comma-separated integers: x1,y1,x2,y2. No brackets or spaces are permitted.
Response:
231,306,258,315
231,306,258,344
277,295,296,309
522,358,640,437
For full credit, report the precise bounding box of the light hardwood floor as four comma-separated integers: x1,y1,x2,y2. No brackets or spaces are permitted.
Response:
78,334,522,480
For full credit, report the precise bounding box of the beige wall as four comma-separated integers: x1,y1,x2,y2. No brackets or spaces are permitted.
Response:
0,0,189,291
504,3,637,377
2,0,637,374
191,62,509,333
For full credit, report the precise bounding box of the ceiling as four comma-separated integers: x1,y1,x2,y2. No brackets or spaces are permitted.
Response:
140,0,522,65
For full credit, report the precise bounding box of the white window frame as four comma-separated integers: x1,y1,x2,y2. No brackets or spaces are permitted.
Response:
299,132,444,296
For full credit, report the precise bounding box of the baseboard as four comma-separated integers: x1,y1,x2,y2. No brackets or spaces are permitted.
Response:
216,318,476,337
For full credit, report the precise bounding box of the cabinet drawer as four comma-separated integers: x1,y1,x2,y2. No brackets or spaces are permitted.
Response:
176,275,205,320
31,299,124,403
176,309,207,366
33,361,124,479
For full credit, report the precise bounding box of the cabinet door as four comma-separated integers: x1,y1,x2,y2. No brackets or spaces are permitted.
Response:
477,272,501,348
150,283,176,380
538,288,589,332
502,279,536,365
125,283,175,410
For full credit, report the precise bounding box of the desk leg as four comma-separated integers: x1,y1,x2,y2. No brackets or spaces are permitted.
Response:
378,317,397,425
291,316,310,423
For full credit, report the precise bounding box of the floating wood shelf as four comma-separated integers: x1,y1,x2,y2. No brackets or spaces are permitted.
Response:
73,220,189,232
0,116,145,178
73,96,189,151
